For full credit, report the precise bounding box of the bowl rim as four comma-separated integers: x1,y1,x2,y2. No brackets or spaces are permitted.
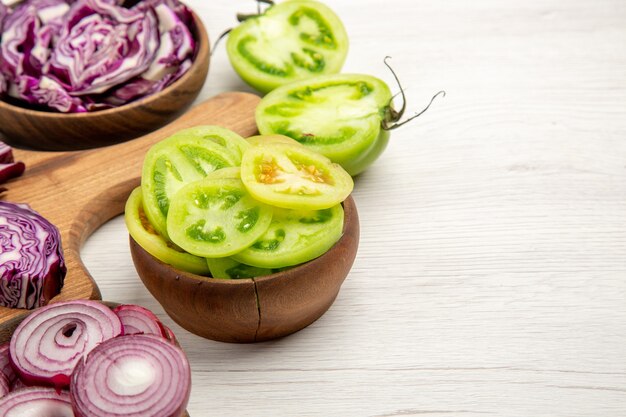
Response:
0,9,209,119
131,195,358,284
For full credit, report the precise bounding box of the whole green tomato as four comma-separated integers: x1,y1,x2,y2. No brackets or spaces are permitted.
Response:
255,66,444,176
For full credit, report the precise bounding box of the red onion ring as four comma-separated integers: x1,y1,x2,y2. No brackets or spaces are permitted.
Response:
160,323,178,345
70,334,190,417
0,373,9,398
0,387,73,416
112,304,164,337
10,300,122,389
0,343,16,386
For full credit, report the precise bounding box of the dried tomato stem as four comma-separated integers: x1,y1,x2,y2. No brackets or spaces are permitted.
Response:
211,28,232,56
383,90,446,131
383,56,407,121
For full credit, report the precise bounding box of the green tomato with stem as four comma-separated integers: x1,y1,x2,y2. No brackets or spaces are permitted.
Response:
256,59,444,176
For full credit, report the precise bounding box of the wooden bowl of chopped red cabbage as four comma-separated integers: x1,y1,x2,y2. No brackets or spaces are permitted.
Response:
0,0,209,151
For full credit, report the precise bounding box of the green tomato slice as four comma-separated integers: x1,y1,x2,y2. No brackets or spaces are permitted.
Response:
141,127,242,237
124,187,210,275
167,126,251,164
206,257,279,280
246,134,305,148
166,178,274,258
226,0,348,93
255,73,393,175
240,142,353,210
232,204,343,269
205,166,241,180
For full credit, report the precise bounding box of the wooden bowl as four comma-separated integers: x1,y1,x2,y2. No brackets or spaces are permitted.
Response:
0,301,190,417
0,11,210,152
130,196,360,343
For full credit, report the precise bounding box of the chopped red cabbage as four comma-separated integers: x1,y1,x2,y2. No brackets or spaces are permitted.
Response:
0,0,196,113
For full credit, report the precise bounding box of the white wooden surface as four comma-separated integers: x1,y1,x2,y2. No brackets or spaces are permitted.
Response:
82,1,626,416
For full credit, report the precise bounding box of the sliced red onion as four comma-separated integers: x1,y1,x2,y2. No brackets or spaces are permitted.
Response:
0,202,65,309
0,387,73,416
0,2,7,33
0,343,16,387
10,300,122,388
0,373,9,398
113,304,164,336
70,334,190,417
10,377,27,392
160,323,178,345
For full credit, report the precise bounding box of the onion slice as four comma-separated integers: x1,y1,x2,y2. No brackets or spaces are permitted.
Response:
112,304,164,336
10,300,122,388
0,387,73,416
161,323,178,345
0,343,16,386
70,334,190,417
0,373,9,398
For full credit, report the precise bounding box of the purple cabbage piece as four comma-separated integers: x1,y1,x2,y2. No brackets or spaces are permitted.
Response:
0,2,6,33
0,0,196,113
47,0,159,95
0,141,26,183
0,202,66,309
101,2,194,106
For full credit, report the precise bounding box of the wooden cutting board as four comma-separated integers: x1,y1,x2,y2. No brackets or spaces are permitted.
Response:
0,92,261,326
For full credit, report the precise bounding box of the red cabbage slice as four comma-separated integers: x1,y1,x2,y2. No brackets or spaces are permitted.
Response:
102,2,194,105
0,141,26,183
47,0,159,95
0,201,65,309
0,0,196,112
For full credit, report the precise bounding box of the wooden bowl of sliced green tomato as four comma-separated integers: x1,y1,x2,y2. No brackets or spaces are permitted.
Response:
126,127,359,343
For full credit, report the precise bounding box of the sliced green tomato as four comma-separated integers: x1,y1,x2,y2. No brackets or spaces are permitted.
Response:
124,187,210,275
256,73,393,176
246,134,305,148
240,142,353,210
226,0,348,93
141,127,242,237
232,204,343,269
206,257,280,279
166,126,251,164
166,178,273,258
205,166,241,180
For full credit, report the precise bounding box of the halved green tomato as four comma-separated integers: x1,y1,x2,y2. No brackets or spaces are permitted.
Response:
206,257,279,279
124,187,210,275
166,178,274,258
255,73,393,176
226,0,348,94
232,204,343,268
141,127,243,237
240,142,353,210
